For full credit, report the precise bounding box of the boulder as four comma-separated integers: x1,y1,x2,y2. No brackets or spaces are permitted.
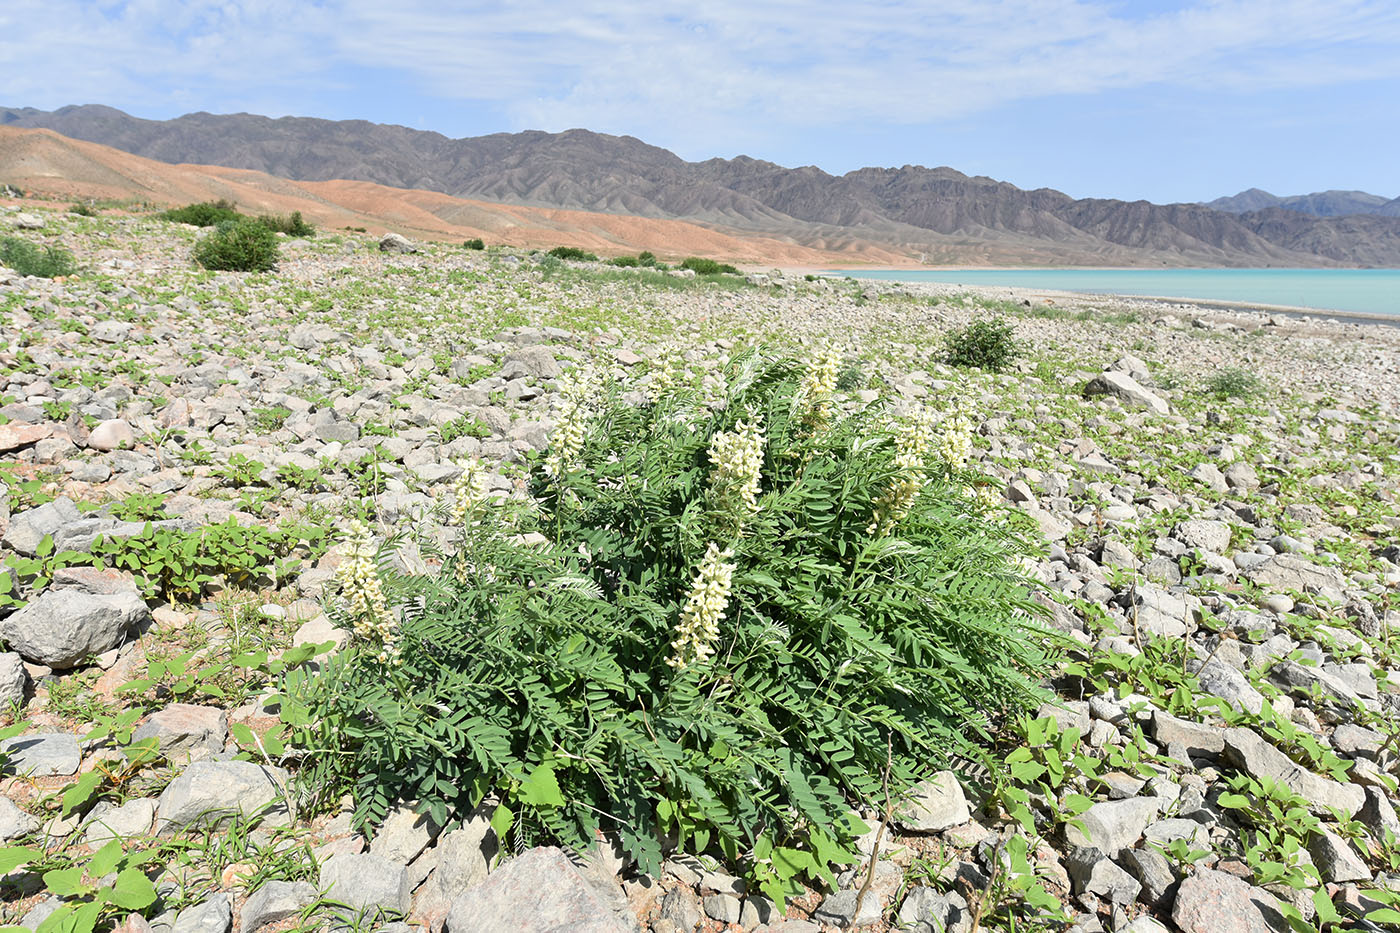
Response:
379,233,417,254
445,847,631,933
1083,371,1169,415
1,732,81,777
321,853,411,918
1175,519,1231,554
897,771,971,832
1222,728,1364,817
1063,797,1161,857
172,894,230,933
0,795,40,840
1172,869,1282,933
133,704,228,760
0,423,52,453
2,497,82,556
155,761,288,833
0,652,28,707
1,587,149,668
87,419,136,451
1245,553,1346,592
239,881,316,933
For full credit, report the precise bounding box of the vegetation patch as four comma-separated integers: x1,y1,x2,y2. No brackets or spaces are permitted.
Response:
0,236,78,278
192,220,280,272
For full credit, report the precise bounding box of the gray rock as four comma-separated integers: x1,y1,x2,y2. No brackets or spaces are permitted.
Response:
1,587,149,668
2,498,82,555
88,419,136,451
1130,583,1191,638
503,346,562,379
1358,786,1400,841
1245,553,1346,592
1120,847,1176,907
703,893,742,924
1190,463,1229,494
1194,658,1265,716
1084,371,1169,415
1,732,80,777
1222,727,1364,816
172,895,230,933
1120,918,1171,933
1175,519,1231,554
1142,819,1210,851
155,761,288,833
1269,660,1361,704
658,887,702,931
133,704,227,760
813,889,884,928
897,771,971,832
379,233,417,254
1224,461,1260,491
0,795,40,841
1065,847,1141,904
322,852,410,919
370,803,442,865
1151,711,1225,758
1172,869,1282,933
19,897,63,931
1308,829,1371,883
239,880,316,933
445,847,630,933
80,797,155,844
1064,797,1162,857
0,652,28,707
896,886,970,933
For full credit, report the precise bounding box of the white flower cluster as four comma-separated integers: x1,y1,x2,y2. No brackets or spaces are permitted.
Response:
646,361,679,404
797,343,842,427
867,405,939,536
707,415,765,521
449,458,489,525
666,543,736,669
335,519,398,663
936,405,975,469
543,371,594,478
966,483,1002,512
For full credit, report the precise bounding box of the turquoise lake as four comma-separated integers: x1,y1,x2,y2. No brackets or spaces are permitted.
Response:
830,269,1400,318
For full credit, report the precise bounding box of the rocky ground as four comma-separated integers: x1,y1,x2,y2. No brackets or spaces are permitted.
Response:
1,204,1399,933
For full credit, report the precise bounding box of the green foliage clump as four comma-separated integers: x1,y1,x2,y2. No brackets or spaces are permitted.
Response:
944,318,1021,372
1206,368,1263,399
546,246,599,262
161,199,243,227
255,211,315,237
607,255,640,267
463,238,486,250
68,203,97,217
192,220,279,272
294,350,1054,903
0,236,77,278
679,256,740,275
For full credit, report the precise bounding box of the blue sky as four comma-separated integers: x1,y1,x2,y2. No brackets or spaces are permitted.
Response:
3,0,1398,203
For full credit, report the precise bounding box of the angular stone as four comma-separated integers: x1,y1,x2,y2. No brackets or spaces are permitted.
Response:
0,422,52,452
379,233,417,254
503,346,562,379
0,652,28,707
1190,463,1229,494
370,803,442,865
1120,846,1176,908
81,797,155,845
322,852,411,918
1175,520,1231,554
172,895,230,933
896,771,971,832
1308,829,1371,883
1064,796,1161,856
239,880,316,933
155,761,288,833
1142,819,1210,851
1,587,149,668
1358,786,1400,841
1,732,80,777
0,795,40,841
896,886,970,933
1172,869,1282,933
134,704,227,760
703,893,742,924
1223,728,1364,817
2,498,82,555
1195,658,1265,716
1065,848,1140,904
1084,371,1169,415
1151,711,1225,758
813,889,885,928
445,847,630,933
1245,553,1346,593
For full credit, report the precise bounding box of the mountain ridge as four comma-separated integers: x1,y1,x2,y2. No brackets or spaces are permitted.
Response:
5,105,1400,267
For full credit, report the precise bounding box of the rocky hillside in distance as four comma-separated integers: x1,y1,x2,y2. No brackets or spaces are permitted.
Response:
7,104,1400,267
1205,187,1400,219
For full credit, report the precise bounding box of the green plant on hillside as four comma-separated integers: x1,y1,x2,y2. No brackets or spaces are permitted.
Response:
289,349,1056,906
463,238,486,250
679,256,740,275
161,200,243,227
0,236,77,278
945,318,1021,372
255,211,315,237
546,246,598,262
1206,368,1263,399
193,220,279,273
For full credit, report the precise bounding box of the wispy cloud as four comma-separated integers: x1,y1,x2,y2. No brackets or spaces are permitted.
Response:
3,0,1398,157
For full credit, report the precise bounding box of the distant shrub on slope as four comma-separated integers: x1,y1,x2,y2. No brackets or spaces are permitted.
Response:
547,245,598,261
0,237,77,278
679,256,740,275
162,200,243,227
193,220,279,272
255,211,315,237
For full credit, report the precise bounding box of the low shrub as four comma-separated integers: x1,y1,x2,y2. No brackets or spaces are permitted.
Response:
679,256,740,275
161,200,243,227
607,255,640,267
637,250,657,267
255,211,315,237
463,238,486,250
292,350,1055,903
944,318,1021,372
68,203,97,217
0,236,78,278
546,246,598,262
1206,368,1263,399
192,220,279,272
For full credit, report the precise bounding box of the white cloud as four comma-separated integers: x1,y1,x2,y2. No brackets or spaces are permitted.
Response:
2,0,1397,155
